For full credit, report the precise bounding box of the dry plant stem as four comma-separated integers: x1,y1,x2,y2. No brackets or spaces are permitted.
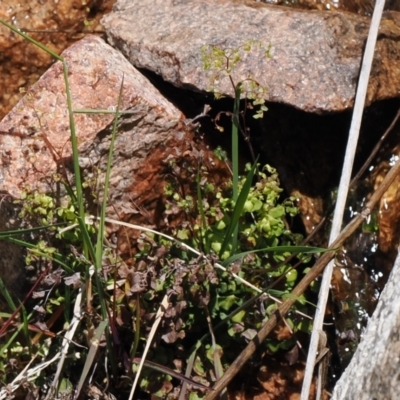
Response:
128,294,169,400
46,288,82,399
204,156,400,400
0,269,48,337
350,107,400,186
205,307,227,399
298,106,400,250
67,220,311,321
0,352,62,399
301,0,385,397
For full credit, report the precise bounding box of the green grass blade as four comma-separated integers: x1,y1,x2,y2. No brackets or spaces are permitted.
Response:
232,84,241,203
231,84,241,253
61,60,83,216
0,237,73,273
0,19,62,60
64,285,71,322
73,109,137,114
20,305,32,355
95,76,124,272
0,277,17,311
219,157,259,257
76,216,96,263
93,74,123,323
0,17,90,258
196,167,209,253
62,181,78,209
61,59,92,260
0,223,67,238
92,77,124,382
130,294,141,361
0,315,33,358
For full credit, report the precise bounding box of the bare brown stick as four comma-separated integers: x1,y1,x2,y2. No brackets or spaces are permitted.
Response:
204,156,400,400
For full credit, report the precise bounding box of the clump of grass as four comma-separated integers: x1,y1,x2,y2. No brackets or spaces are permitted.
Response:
0,23,326,400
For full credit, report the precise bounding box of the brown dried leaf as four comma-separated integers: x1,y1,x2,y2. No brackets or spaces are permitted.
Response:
33,321,49,331
32,291,46,299
161,328,185,343
42,268,63,287
128,271,148,293
284,345,299,365
33,305,46,314
64,272,82,288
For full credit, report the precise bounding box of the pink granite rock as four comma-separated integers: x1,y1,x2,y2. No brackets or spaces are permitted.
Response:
102,0,400,112
0,35,227,243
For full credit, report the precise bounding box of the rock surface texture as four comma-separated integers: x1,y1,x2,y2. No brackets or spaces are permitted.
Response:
102,0,400,112
0,0,115,120
0,35,226,246
331,245,400,400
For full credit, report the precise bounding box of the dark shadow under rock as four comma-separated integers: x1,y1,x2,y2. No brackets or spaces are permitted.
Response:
0,193,26,305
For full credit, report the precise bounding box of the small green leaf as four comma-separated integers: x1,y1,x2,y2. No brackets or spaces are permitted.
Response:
231,310,246,323
177,229,190,240
218,295,237,311
285,269,298,283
